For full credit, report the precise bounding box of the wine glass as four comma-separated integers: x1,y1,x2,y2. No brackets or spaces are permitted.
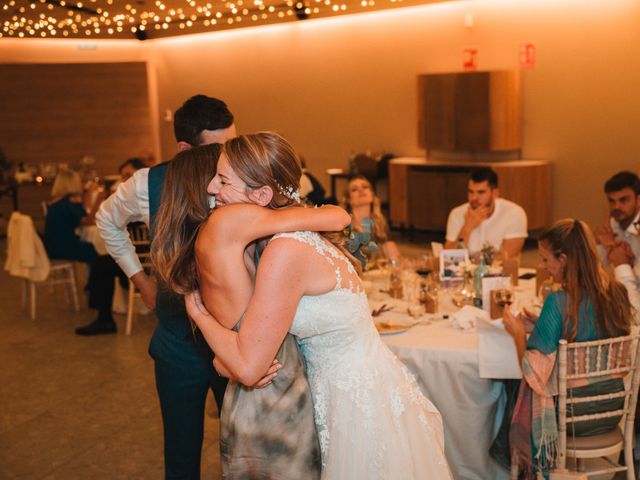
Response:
415,253,434,278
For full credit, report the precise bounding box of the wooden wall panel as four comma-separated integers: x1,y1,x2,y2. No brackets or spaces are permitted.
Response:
0,62,152,177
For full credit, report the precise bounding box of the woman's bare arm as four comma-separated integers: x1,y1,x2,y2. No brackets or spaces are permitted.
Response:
187,239,310,386
211,204,349,247
213,356,282,388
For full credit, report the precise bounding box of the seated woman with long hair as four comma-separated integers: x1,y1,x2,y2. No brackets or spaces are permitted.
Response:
497,219,632,478
341,174,399,269
152,138,351,479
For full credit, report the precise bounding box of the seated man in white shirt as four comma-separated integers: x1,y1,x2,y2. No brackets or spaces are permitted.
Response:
444,167,527,258
595,171,640,322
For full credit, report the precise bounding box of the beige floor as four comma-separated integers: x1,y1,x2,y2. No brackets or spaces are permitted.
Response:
0,235,596,479
0,239,221,479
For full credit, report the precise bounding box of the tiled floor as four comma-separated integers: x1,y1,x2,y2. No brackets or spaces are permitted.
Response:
2,234,628,479
0,238,221,479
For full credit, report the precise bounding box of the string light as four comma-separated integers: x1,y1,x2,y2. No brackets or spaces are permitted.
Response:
0,0,429,39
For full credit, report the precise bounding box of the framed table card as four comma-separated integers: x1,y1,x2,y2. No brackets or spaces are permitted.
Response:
439,249,469,280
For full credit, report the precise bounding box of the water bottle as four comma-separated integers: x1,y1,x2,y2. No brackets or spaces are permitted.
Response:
473,257,487,307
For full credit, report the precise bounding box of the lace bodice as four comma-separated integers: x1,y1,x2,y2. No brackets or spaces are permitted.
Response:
272,231,451,479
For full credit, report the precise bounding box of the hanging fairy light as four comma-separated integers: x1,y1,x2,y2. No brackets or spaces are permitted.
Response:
0,0,435,39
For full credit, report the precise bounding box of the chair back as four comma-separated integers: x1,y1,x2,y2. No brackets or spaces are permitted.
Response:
353,154,378,186
127,222,150,246
557,333,640,470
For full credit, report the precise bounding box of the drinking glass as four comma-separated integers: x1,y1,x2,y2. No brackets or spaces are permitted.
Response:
492,289,514,309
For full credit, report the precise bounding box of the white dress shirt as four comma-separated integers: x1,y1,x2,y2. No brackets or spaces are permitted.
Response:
598,212,640,277
95,168,150,278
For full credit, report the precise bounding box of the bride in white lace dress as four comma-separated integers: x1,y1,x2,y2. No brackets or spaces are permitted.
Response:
186,134,452,479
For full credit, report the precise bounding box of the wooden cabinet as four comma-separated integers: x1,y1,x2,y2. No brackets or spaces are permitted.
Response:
407,168,467,230
418,71,521,153
389,158,552,231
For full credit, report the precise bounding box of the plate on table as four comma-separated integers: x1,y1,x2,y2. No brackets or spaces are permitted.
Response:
375,321,414,335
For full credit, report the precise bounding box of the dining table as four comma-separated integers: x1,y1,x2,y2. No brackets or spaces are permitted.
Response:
365,270,538,480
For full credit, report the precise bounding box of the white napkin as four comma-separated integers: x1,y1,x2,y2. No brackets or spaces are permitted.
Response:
477,318,522,379
450,305,489,331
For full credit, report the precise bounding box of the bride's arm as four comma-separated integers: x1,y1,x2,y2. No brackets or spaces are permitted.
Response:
186,239,308,386
212,204,350,246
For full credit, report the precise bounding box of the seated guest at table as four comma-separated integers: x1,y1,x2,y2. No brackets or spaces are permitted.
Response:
594,171,640,320
342,174,399,269
110,157,146,193
495,219,632,479
607,240,640,324
44,169,127,336
444,167,527,259
119,157,146,183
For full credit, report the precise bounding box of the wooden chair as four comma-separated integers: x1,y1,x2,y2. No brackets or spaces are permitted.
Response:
125,223,151,336
552,334,640,479
128,222,150,250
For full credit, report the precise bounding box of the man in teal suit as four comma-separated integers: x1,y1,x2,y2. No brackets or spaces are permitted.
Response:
96,95,236,479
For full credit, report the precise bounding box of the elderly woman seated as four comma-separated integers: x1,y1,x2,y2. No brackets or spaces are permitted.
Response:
492,218,632,479
44,169,126,336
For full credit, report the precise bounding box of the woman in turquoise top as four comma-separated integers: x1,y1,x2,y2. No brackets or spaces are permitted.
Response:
493,219,632,478
342,174,399,269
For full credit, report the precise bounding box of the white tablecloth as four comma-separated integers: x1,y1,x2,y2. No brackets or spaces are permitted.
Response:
371,272,537,480
382,319,508,480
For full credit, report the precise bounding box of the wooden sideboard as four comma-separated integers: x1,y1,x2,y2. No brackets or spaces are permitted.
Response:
388,158,552,231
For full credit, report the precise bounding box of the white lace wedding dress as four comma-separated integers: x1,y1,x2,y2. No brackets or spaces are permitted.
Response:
274,231,452,480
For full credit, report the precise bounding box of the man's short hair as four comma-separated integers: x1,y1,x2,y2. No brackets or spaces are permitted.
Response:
173,95,234,147
469,167,498,189
118,157,146,173
604,171,640,196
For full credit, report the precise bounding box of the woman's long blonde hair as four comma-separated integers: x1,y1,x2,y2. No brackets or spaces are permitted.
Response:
341,174,389,243
151,143,222,294
539,218,631,342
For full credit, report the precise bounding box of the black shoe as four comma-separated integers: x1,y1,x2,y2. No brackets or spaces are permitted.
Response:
75,318,117,336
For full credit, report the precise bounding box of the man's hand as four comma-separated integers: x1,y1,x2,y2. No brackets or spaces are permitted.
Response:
463,206,490,232
130,271,157,309
607,240,634,267
594,223,616,247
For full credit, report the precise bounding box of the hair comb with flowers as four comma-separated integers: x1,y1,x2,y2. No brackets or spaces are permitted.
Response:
275,181,301,203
